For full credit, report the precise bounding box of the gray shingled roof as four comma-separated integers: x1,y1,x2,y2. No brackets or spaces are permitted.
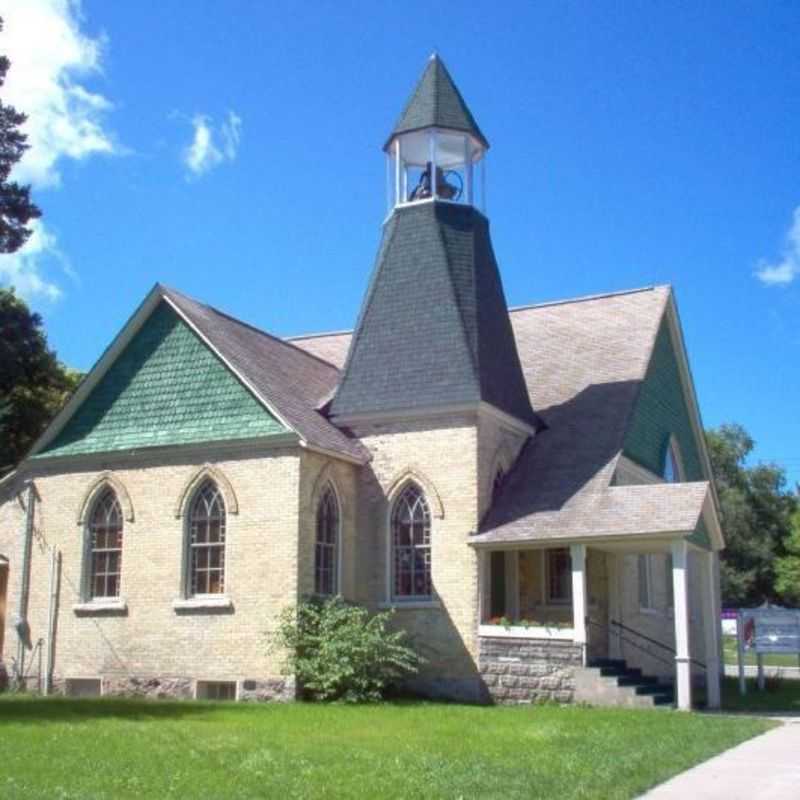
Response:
328,203,540,428
470,482,712,544
385,54,489,151
163,287,369,463
292,286,707,542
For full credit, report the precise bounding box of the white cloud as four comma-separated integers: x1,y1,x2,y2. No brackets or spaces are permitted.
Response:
0,0,115,302
2,0,116,189
183,111,242,177
756,206,800,287
0,221,66,301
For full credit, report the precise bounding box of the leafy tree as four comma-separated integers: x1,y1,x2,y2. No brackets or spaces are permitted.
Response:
775,510,800,606
707,423,798,606
270,597,422,702
0,16,41,253
0,288,80,473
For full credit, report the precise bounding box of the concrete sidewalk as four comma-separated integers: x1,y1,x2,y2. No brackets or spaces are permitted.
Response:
639,716,800,799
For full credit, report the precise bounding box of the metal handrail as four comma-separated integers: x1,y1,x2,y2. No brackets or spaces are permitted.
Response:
591,617,707,671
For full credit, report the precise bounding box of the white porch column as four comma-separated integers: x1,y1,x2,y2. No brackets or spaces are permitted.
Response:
570,544,587,666
703,550,722,709
671,539,692,710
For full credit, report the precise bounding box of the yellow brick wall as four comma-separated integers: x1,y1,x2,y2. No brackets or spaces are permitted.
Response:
0,447,302,694
349,414,483,695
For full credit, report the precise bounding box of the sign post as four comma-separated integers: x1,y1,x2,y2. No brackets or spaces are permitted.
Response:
737,606,800,695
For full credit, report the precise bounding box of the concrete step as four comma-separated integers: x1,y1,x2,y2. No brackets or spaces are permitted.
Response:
575,660,674,709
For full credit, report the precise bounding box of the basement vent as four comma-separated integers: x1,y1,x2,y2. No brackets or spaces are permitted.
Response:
196,680,237,701
65,678,102,697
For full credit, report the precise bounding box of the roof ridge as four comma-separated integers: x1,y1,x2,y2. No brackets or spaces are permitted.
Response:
284,285,672,341
286,329,353,342
509,285,667,313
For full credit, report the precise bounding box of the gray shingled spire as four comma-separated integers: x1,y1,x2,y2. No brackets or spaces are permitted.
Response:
330,203,541,428
384,54,489,151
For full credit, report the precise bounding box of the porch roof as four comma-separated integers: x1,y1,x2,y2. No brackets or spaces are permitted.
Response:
471,480,716,548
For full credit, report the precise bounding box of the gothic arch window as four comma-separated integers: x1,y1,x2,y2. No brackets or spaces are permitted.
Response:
187,480,227,596
87,488,124,599
391,483,432,601
315,485,340,596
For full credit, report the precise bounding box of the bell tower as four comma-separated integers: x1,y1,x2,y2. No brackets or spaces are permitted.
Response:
330,56,538,431
385,53,488,211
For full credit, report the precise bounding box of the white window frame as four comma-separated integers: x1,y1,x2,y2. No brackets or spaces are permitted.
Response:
388,483,432,603
545,548,572,606
84,487,124,602
638,554,657,613
184,480,228,599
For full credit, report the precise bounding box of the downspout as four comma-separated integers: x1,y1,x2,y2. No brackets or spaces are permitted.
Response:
14,481,35,685
43,548,59,696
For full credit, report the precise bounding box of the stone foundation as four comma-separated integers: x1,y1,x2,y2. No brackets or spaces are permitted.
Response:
479,637,582,704
238,677,295,702
49,674,295,702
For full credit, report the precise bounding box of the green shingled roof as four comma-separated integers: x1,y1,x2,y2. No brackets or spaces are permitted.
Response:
385,54,489,151
38,301,287,457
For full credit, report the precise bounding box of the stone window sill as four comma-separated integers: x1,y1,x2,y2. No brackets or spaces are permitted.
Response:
378,600,441,610
173,596,233,613
73,599,128,616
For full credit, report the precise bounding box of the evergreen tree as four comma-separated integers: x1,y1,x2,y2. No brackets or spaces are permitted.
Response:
0,288,80,473
0,16,41,254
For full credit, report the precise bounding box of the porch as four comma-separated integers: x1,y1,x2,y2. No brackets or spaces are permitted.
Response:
475,539,722,710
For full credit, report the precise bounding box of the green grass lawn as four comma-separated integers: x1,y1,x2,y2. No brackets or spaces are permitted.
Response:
722,636,800,668
0,696,772,800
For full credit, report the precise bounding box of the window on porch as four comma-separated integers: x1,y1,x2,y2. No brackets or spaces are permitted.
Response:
483,548,578,631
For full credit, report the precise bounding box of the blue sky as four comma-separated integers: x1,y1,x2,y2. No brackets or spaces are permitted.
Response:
1,1,799,486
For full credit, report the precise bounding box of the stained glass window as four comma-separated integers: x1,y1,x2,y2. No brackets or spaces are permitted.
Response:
392,484,431,600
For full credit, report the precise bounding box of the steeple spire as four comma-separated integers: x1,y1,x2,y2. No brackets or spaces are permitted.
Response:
384,54,489,152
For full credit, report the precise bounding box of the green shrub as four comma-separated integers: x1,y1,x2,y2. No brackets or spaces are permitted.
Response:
270,597,422,702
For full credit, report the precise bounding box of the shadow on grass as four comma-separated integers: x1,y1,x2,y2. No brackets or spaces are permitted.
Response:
720,677,800,714
0,695,249,725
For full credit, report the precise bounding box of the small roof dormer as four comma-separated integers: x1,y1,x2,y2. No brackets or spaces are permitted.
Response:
384,54,489,212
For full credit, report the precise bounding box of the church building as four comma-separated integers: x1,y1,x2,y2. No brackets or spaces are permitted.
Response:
0,56,724,710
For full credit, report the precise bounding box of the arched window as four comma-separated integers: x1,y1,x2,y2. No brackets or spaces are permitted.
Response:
391,484,431,600
664,438,682,483
188,480,226,596
315,486,339,596
88,488,123,599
